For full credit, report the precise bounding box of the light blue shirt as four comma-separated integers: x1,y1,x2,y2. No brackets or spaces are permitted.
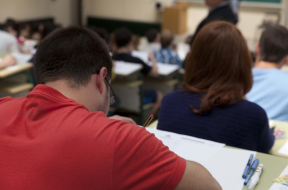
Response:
153,47,183,67
247,68,288,122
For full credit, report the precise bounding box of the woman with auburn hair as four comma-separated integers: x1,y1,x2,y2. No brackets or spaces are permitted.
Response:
157,21,274,152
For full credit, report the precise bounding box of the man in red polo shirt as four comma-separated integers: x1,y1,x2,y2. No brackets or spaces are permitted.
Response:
0,26,221,190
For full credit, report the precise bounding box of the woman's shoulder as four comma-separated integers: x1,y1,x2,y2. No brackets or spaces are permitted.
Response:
232,99,268,120
162,90,200,102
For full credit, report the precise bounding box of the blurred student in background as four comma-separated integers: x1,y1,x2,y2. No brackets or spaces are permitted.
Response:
0,19,19,53
139,28,161,52
247,25,288,122
158,21,274,153
111,27,163,117
153,30,182,67
189,0,238,46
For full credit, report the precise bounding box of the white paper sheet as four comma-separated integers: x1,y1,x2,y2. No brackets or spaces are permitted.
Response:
278,141,288,156
5,65,19,71
114,61,142,76
11,52,33,63
131,51,149,63
202,148,257,190
156,63,179,76
145,129,225,165
269,165,288,190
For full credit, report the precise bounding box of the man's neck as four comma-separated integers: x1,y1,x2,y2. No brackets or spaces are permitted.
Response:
254,61,282,69
117,47,130,54
45,80,98,112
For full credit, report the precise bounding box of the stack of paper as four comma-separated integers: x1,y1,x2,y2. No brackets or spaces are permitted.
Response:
114,61,142,76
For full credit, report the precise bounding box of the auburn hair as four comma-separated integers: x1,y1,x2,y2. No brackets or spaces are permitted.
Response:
184,21,252,115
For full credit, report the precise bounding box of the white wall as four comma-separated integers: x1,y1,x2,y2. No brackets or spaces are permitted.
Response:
0,0,74,26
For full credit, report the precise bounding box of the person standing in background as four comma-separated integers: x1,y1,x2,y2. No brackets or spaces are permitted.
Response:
189,0,238,46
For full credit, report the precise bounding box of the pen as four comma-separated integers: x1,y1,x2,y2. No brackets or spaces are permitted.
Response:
242,154,254,179
143,114,154,127
246,164,263,190
244,159,259,185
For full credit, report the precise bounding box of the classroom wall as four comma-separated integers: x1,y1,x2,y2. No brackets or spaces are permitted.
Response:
0,0,74,26
83,0,284,50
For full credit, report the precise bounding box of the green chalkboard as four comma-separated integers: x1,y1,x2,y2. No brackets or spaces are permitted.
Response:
242,0,281,3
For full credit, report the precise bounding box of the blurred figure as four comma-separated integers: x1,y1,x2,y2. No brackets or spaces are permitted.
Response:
0,20,19,53
111,27,163,117
0,55,17,70
139,28,161,52
153,30,182,67
247,25,288,122
189,0,238,46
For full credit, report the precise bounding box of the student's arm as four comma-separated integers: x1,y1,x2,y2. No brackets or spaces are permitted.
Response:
148,53,159,77
174,160,222,190
0,55,16,70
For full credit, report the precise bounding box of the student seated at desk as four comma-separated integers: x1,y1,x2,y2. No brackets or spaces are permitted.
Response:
246,25,288,122
158,21,274,153
139,28,161,52
0,54,16,70
0,26,221,190
153,30,182,67
112,27,163,116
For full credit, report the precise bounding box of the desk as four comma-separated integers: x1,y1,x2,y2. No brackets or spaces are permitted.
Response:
148,121,288,190
0,63,33,79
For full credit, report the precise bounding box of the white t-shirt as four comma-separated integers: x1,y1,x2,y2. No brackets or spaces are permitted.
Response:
0,30,19,53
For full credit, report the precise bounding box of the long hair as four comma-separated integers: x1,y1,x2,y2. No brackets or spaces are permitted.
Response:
184,21,252,115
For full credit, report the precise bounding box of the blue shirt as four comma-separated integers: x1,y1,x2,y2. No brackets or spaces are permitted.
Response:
153,47,182,67
247,68,288,122
158,90,274,152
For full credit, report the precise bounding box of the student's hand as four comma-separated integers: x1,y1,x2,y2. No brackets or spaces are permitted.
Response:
148,53,156,62
109,115,137,125
1,55,17,68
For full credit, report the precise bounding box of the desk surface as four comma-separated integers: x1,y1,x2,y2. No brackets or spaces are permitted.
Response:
148,120,288,190
0,51,33,79
0,63,33,78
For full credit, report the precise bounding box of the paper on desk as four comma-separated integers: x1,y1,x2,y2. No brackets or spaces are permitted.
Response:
11,52,32,63
269,165,288,190
132,51,149,63
5,65,19,71
278,141,288,156
145,129,225,165
202,148,256,190
156,63,179,75
114,61,142,76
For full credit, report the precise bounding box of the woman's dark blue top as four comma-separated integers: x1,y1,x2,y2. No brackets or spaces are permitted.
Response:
158,90,275,152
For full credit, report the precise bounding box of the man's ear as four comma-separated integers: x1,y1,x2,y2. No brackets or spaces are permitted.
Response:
96,67,107,94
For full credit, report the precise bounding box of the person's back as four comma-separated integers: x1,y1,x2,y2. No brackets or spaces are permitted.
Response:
0,26,221,190
153,30,182,67
158,21,274,153
158,91,274,152
139,28,161,52
246,25,288,122
0,30,19,52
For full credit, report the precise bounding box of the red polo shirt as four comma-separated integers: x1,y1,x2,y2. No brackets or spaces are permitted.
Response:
0,85,186,190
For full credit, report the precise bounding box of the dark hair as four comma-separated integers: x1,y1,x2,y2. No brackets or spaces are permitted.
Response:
114,27,132,48
4,18,19,35
184,21,252,114
259,25,288,64
145,28,158,43
88,26,109,44
160,30,174,48
34,26,112,88
41,22,58,40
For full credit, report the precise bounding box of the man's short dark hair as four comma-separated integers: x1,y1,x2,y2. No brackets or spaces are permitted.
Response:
145,29,159,43
114,27,132,48
259,25,288,64
88,26,109,44
34,26,112,88
160,30,174,48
